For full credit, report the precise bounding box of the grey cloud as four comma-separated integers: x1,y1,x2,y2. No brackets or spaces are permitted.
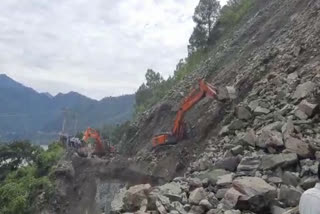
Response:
0,0,226,99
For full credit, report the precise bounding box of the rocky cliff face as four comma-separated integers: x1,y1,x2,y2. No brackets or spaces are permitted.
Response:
111,0,320,213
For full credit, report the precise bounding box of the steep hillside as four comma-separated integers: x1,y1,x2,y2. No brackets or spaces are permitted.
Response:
0,74,135,143
118,0,320,188
104,0,320,213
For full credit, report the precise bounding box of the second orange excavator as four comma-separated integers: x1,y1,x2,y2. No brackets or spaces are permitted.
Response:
152,79,217,148
83,127,106,155
82,128,115,154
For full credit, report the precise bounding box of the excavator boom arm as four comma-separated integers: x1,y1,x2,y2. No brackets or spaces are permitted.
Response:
172,79,217,138
152,79,217,148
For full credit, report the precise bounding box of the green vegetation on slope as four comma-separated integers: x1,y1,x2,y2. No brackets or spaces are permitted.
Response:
0,141,64,214
220,0,255,28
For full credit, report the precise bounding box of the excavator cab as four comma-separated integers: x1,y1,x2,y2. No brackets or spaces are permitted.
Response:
152,133,177,147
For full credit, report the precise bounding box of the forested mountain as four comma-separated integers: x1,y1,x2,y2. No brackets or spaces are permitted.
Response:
0,74,134,144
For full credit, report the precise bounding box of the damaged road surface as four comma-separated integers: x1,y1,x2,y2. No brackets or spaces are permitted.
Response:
52,155,167,214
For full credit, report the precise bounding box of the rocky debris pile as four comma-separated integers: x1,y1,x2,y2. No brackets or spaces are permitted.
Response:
110,72,319,214
110,26,320,214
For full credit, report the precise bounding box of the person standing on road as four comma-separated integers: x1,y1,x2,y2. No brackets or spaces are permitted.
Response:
299,163,320,214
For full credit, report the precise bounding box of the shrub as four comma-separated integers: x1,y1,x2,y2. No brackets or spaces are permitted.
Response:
0,141,64,214
219,0,255,28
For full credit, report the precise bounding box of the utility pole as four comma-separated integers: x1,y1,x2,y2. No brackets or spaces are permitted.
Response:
61,108,68,135
73,118,78,136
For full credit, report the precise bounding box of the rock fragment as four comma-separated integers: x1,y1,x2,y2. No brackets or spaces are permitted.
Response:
297,99,318,117
224,177,276,212
231,145,244,155
214,156,241,172
240,129,256,147
293,81,315,99
197,169,229,185
260,153,298,170
257,130,284,149
282,171,300,187
189,187,207,205
285,137,313,158
237,156,261,175
254,106,270,115
235,106,252,121
279,186,302,207
123,184,151,211
216,173,234,187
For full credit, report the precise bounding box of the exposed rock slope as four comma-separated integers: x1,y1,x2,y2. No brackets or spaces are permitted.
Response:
112,0,320,213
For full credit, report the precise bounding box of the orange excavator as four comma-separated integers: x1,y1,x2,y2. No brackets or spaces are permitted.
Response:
83,127,113,155
152,79,217,148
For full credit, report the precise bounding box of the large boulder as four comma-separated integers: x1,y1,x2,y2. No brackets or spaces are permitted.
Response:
257,130,284,149
300,159,318,176
229,119,247,130
217,86,237,101
300,176,318,190
224,177,276,212
214,156,241,172
237,156,261,175
122,184,151,211
293,81,315,99
196,169,229,185
260,153,298,170
189,187,208,205
216,173,234,187
149,182,184,209
239,129,256,147
284,137,313,158
279,186,302,207
297,100,318,117
282,171,300,187
231,145,244,155
235,106,252,121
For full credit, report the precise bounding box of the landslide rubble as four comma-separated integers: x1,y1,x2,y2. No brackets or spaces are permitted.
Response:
111,0,320,213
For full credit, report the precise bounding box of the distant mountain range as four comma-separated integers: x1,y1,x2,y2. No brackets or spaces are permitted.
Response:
0,74,135,144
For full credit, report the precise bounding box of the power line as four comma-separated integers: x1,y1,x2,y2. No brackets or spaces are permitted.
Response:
0,112,58,117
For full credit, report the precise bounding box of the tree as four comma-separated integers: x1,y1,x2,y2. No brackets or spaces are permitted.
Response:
0,141,42,180
134,69,166,114
145,69,163,88
135,83,152,106
188,25,208,54
0,141,63,214
189,0,221,53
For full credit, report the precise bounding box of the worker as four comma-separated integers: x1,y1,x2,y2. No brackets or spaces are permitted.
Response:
299,163,320,214
70,137,82,149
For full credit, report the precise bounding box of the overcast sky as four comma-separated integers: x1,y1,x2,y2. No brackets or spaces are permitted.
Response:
0,0,227,100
